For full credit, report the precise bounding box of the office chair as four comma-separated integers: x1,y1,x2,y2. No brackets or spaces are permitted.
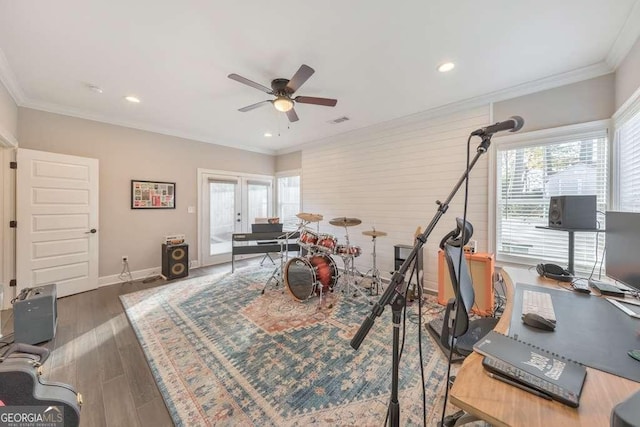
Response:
428,218,499,427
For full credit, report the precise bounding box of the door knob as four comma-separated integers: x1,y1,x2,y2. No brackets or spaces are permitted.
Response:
85,228,97,234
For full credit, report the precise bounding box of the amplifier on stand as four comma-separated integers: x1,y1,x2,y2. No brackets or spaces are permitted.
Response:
162,243,189,280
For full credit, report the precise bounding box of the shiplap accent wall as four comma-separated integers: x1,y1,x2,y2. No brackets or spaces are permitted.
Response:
301,105,491,292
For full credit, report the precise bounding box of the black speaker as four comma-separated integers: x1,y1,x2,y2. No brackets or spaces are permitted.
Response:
548,195,597,229
536,263,573,282
162,243,189,280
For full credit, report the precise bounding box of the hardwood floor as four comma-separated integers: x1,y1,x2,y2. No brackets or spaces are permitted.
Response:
1,259,258,427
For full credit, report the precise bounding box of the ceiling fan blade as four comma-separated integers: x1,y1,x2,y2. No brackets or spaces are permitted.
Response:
238,100,272,112
286,108,299,122
285,64,314,93
228,73,273,94
294,96,337,107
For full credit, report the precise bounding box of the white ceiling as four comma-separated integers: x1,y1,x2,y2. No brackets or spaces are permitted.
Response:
0,0,639,154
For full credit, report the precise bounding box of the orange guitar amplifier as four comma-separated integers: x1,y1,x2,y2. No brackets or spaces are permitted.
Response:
437,250,494,316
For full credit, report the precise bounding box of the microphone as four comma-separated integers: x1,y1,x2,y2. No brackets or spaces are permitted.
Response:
471,116,524,137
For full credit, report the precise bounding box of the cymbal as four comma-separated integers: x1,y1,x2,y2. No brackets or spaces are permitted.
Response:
362,229,387,237
296,212,323,222
329,217,362,227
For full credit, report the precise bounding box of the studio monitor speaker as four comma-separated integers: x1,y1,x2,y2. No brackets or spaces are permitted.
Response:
548,195,597,229
162,243,189,280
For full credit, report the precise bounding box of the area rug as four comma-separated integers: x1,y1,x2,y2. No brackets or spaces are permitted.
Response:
120,266,451,426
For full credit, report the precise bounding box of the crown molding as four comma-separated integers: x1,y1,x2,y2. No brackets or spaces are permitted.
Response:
0,48,25,104
20,99,277,155
606,0,640,70
276,61,613,155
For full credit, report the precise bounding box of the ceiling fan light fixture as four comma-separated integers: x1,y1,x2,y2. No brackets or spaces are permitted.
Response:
273,97,294,112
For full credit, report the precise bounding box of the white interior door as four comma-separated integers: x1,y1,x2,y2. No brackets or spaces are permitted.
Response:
16,148,99,298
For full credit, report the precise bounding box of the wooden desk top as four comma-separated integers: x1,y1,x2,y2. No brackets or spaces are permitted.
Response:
449,266,640,427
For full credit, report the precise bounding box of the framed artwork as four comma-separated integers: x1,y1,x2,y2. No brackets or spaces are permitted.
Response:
131,180,175,209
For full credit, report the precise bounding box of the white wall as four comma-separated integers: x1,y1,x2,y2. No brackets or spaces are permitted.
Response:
17,108,275,280
494,74,615,133
300,106,490,292
616,35,640,109
275,151,301,172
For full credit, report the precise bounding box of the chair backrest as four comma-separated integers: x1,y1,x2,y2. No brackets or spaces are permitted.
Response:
443,243,476,338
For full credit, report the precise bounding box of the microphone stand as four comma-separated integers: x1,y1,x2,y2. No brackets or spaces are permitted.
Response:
350,134,493,427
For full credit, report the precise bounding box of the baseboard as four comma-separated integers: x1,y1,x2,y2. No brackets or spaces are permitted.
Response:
98,267,162,287
98,259,201,287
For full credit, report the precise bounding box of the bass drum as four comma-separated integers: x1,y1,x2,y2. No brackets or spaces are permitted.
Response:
284,255,338,302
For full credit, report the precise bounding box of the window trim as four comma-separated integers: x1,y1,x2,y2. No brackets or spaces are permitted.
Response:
488,119,611,265
612,85,640,211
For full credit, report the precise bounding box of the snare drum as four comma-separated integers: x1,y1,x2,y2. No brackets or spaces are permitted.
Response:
316,233,338,253
336,244,362,257
299,229,318,246
284,255,338,301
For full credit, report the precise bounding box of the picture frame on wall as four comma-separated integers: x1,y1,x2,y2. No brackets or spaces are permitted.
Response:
131,180,175,209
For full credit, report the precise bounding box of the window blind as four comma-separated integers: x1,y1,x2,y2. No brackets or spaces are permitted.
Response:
496,129,608,271
616,109,640,212
276,174,301,230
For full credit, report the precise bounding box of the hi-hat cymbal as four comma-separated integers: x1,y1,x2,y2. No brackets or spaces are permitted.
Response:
362,229,387,237
296,212,323,222
329,217,362,227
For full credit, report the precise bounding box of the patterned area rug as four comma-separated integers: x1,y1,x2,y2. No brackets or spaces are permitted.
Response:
120,266,452,426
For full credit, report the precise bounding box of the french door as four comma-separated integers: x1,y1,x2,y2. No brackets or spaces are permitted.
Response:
199,170,273,266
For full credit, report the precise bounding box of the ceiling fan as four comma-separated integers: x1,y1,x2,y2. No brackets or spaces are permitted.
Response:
227,64,337,122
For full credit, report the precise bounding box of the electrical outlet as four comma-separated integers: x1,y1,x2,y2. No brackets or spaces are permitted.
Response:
122,256,128,263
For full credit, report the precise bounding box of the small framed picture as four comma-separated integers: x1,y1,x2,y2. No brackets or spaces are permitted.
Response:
131,180,175,209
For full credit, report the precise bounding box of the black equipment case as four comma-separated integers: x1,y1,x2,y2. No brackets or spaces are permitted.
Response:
0,343,81,426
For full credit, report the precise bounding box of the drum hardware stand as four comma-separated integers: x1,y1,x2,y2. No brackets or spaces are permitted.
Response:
364,233,383,296
350,133,495,427
262,226,299,294
339,254,371,301
339,226,370,302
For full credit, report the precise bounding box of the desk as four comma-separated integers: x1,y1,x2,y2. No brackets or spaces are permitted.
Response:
449,267,640,426
231,232,299,272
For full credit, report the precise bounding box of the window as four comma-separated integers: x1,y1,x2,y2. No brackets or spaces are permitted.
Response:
276,172,301,230
493,122,608,271
614,102,640,212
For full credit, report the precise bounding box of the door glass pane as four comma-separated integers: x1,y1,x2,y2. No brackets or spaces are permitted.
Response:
248,182,269,223
210,181,236,256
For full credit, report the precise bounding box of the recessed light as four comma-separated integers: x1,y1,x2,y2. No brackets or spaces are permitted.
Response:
125,95,141,103
264,132,272,137
437,62,455,73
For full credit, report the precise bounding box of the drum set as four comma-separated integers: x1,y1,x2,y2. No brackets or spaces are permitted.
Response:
265,212,387,307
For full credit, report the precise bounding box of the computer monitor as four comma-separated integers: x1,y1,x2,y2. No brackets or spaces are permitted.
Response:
605,211,640,292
